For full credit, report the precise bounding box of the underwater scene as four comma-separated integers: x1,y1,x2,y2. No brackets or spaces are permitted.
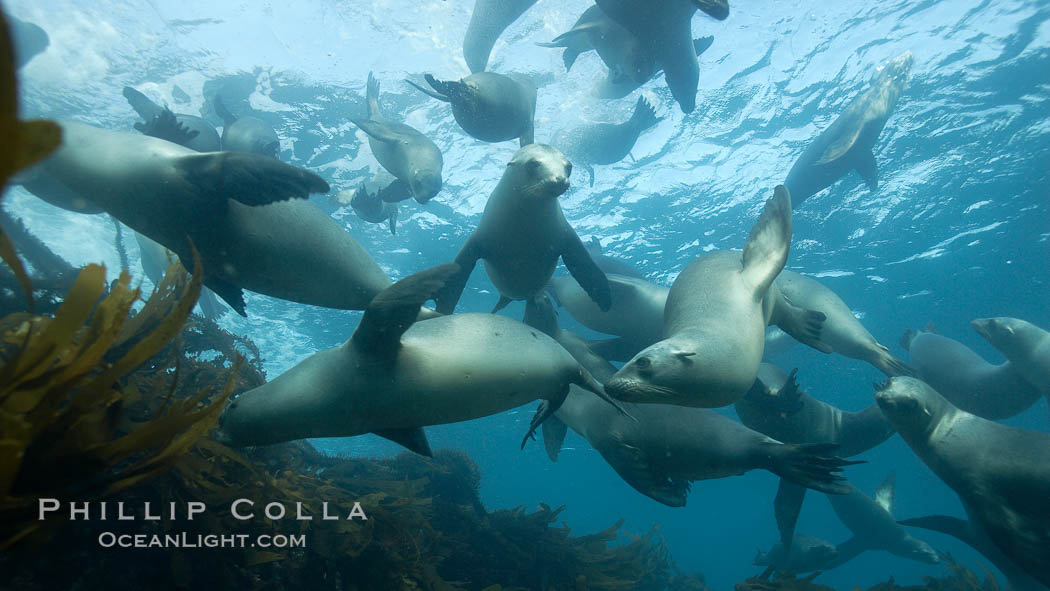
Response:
1,0,1049,589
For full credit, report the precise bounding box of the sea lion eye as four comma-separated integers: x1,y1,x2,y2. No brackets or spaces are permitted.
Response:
636,357,651,369
527,160,542,175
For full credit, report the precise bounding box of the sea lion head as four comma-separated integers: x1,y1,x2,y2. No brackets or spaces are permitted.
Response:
874,377,949,439
873,50,914,87
605,337,699,405
506,143,571,199
408,168,442,204
971,316,1040,358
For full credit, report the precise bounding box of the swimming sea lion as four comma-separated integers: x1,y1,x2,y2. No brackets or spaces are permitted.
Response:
407,72,535,146
772,269,912,376
524,296,857,507
134,230,225,318
536,5,651,87
784,51,913,207
754,534,839,574
434,144,610,314
823,473,940,568
123,86,222,152
338,179,401,235
606,186,794,408
552,96,660,186
593,0,710,113
214,95,280,158
10,14,48,69
972,317,1050,409
876,377,1050,587
584,237,645,279
19,120,398,316
902,327,1042,420
462,0,538,73
352,73,444,204
217,265,628,451
549,272,667,351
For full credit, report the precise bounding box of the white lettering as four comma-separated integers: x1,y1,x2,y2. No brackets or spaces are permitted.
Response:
38,498,60,520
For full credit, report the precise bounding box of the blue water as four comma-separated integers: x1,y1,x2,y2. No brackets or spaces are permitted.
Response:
8,0,1050,589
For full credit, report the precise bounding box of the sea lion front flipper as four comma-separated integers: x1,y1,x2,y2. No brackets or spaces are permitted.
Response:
491,295,513,313
774,479,808,552
213,94,237,127
606,443,689,507
135,108,200,147
853,148,878,191
351,263,460,359
823,536,867,570
196,287,226,319
561,231,612,311
875,471,896,514
377,178,413,203
204,275,247,317
175,152,330,207
122,86,163,120
350,118,409,145
405,78,449,102
518,121,535,147
387,206,398,236
373,427,432,457
741,185,792,299
898,515,974,544
540,412,568,462
582,163,595,187
771,290,832,354
434,237,482,315
693,0,729,20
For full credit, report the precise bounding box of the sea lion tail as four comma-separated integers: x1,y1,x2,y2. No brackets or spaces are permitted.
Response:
571,367,633,420
762,442,864,495
630,96,660,132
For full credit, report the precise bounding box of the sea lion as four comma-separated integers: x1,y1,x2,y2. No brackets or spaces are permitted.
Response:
18,120,398,316
823,473,940,568
754,534,839,574
434,144,610,315
462,0,538,73
134,230,225,319
10,14,48,69
549,272,667,352
525,296,857,507
352,73,443,204
552,96,660,187
875,377,1050,587
536,5,650,88
783,51,913,207
123,87,222,153
763,326,798,359
407,72,535,146
213,95,280,158
606,186,794,408
584,237,645,279
772,269,912,376
593,0,711,113
972,317,1050,409
337,178,402,235
216,265,628,451
901,327,1042,420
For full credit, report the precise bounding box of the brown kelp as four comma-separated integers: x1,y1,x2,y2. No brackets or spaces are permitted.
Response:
0,257,238,549
0,8,62,309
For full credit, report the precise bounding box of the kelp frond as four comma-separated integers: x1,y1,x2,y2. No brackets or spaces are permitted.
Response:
0,254,236,548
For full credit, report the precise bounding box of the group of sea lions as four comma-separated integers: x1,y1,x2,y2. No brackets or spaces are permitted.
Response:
6,3,1048,588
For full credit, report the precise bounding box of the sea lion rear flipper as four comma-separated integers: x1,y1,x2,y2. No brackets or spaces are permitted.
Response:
561,231,612,311
405,78,449,103
175,152,329,207
434,238,482,314
587,337,643,363
774,479,808,552
135,108,200,147
763,442,863,495
771,290,832,354
204,275,247,317
373,427,432,457
540,413,568,462
571,366,631,418
388,206,398,236
854,148,878,192
491,295,513,314
741,185,792,299
869,345,915,377
213,94,237,127
351,263,460,359
522,397,567,450
122,86,163,120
